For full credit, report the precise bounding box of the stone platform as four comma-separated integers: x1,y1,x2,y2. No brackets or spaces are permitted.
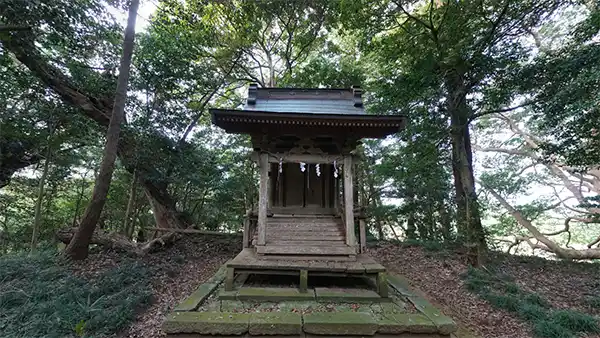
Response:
163,262,458,337
225,249,388,296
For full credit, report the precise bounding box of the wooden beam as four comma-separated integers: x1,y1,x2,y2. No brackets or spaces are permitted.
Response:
257,152,269,246
147,228,241,236
343,156,356,249
251,151,349,164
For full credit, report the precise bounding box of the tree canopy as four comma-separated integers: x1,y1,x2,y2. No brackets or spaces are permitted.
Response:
0,0,599,262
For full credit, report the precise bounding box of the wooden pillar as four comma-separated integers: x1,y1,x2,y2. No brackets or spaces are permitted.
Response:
299,270,308,293
257,152,268,246
359,219,366,253
343,156,355,248
243,217,250,248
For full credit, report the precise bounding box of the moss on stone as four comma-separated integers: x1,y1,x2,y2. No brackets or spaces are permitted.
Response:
302,312,377,335
237,287,315,301
387,273,457,335
205,262,229,285
218,290,238,300
162,311,249,335
377,313,437,334
373,302,407,316
408,296,457,335
220,300,244,312
278,301,316,312
173,283,218,312
315,287,385,303
387,274,416,297
249,312,302,335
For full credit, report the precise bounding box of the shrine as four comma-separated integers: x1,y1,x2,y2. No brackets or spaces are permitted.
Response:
161,85,457,337
210,84,406,295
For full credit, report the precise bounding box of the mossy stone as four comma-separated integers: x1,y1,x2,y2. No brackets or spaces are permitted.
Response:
173,283,218,311
374,302,406,315
302,312,377,335
220,300,245,312
315,287,385,303
249,312,302,335
278,301,316,312
408,296,457,334
377,313,437,334
218,290,238,300
387,273,457,335
387,274,415,297
206,262,229,284
237,287,315,301
163,311,249,335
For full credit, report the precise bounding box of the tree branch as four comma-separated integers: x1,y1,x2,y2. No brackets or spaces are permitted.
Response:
470,100,537,122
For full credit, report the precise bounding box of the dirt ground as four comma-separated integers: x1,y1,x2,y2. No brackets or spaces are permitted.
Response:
73,235,600,338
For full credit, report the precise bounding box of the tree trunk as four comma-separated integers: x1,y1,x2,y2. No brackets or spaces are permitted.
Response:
439,202,452,240
71,171,89,227
30,150,51,253
446,70,487,266
63,0,139,260
122,170,138,234
1,13,186,234
405,189,417,240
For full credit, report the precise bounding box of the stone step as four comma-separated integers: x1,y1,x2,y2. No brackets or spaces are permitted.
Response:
303,312,378,336
267,235,345,241
260,254,356,261
256,245,356,256
267,240,347,247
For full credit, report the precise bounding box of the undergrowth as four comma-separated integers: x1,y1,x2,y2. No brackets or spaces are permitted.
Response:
0,251,154,338
463,267,600,338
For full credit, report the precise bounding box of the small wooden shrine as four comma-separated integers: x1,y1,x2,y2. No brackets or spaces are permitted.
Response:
210,84,406,295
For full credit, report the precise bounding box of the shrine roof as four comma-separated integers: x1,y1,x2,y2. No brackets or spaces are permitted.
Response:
209,84,407,139
241,85,365,115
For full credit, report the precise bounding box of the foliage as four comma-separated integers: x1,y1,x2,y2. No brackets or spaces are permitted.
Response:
0,250,153,338
463,267,600,338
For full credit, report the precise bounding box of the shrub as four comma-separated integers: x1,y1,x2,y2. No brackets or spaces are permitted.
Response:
533,320,573,338
550,310,600,333
0,251,153,338
462,267,600,338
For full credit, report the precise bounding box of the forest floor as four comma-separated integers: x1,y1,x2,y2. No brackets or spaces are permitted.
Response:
7,235,598,338
114,236,600,338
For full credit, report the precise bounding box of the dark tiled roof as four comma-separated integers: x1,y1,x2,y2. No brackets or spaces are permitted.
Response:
244,84,365,115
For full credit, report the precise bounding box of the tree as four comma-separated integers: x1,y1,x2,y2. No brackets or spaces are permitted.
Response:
341,0,565,265
64,0,140,260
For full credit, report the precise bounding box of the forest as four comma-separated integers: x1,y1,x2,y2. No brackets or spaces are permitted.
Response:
1,0,599,338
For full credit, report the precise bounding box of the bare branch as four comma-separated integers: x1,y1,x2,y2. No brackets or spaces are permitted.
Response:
470,100,537,122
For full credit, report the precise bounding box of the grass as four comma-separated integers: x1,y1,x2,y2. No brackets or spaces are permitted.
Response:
463,267,600,338
0,251,154,338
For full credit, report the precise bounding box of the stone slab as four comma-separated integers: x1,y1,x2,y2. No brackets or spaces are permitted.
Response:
249,312,303,335
302,312,377,335
221,300,244,312
163,312,250,335
371,302,407,316
219,290,238,300
387,273,457,335
206,262,230,284
377,313,437,334
237,287,315,301
174,283,218,312
315,287,387,303
408,296,457,335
